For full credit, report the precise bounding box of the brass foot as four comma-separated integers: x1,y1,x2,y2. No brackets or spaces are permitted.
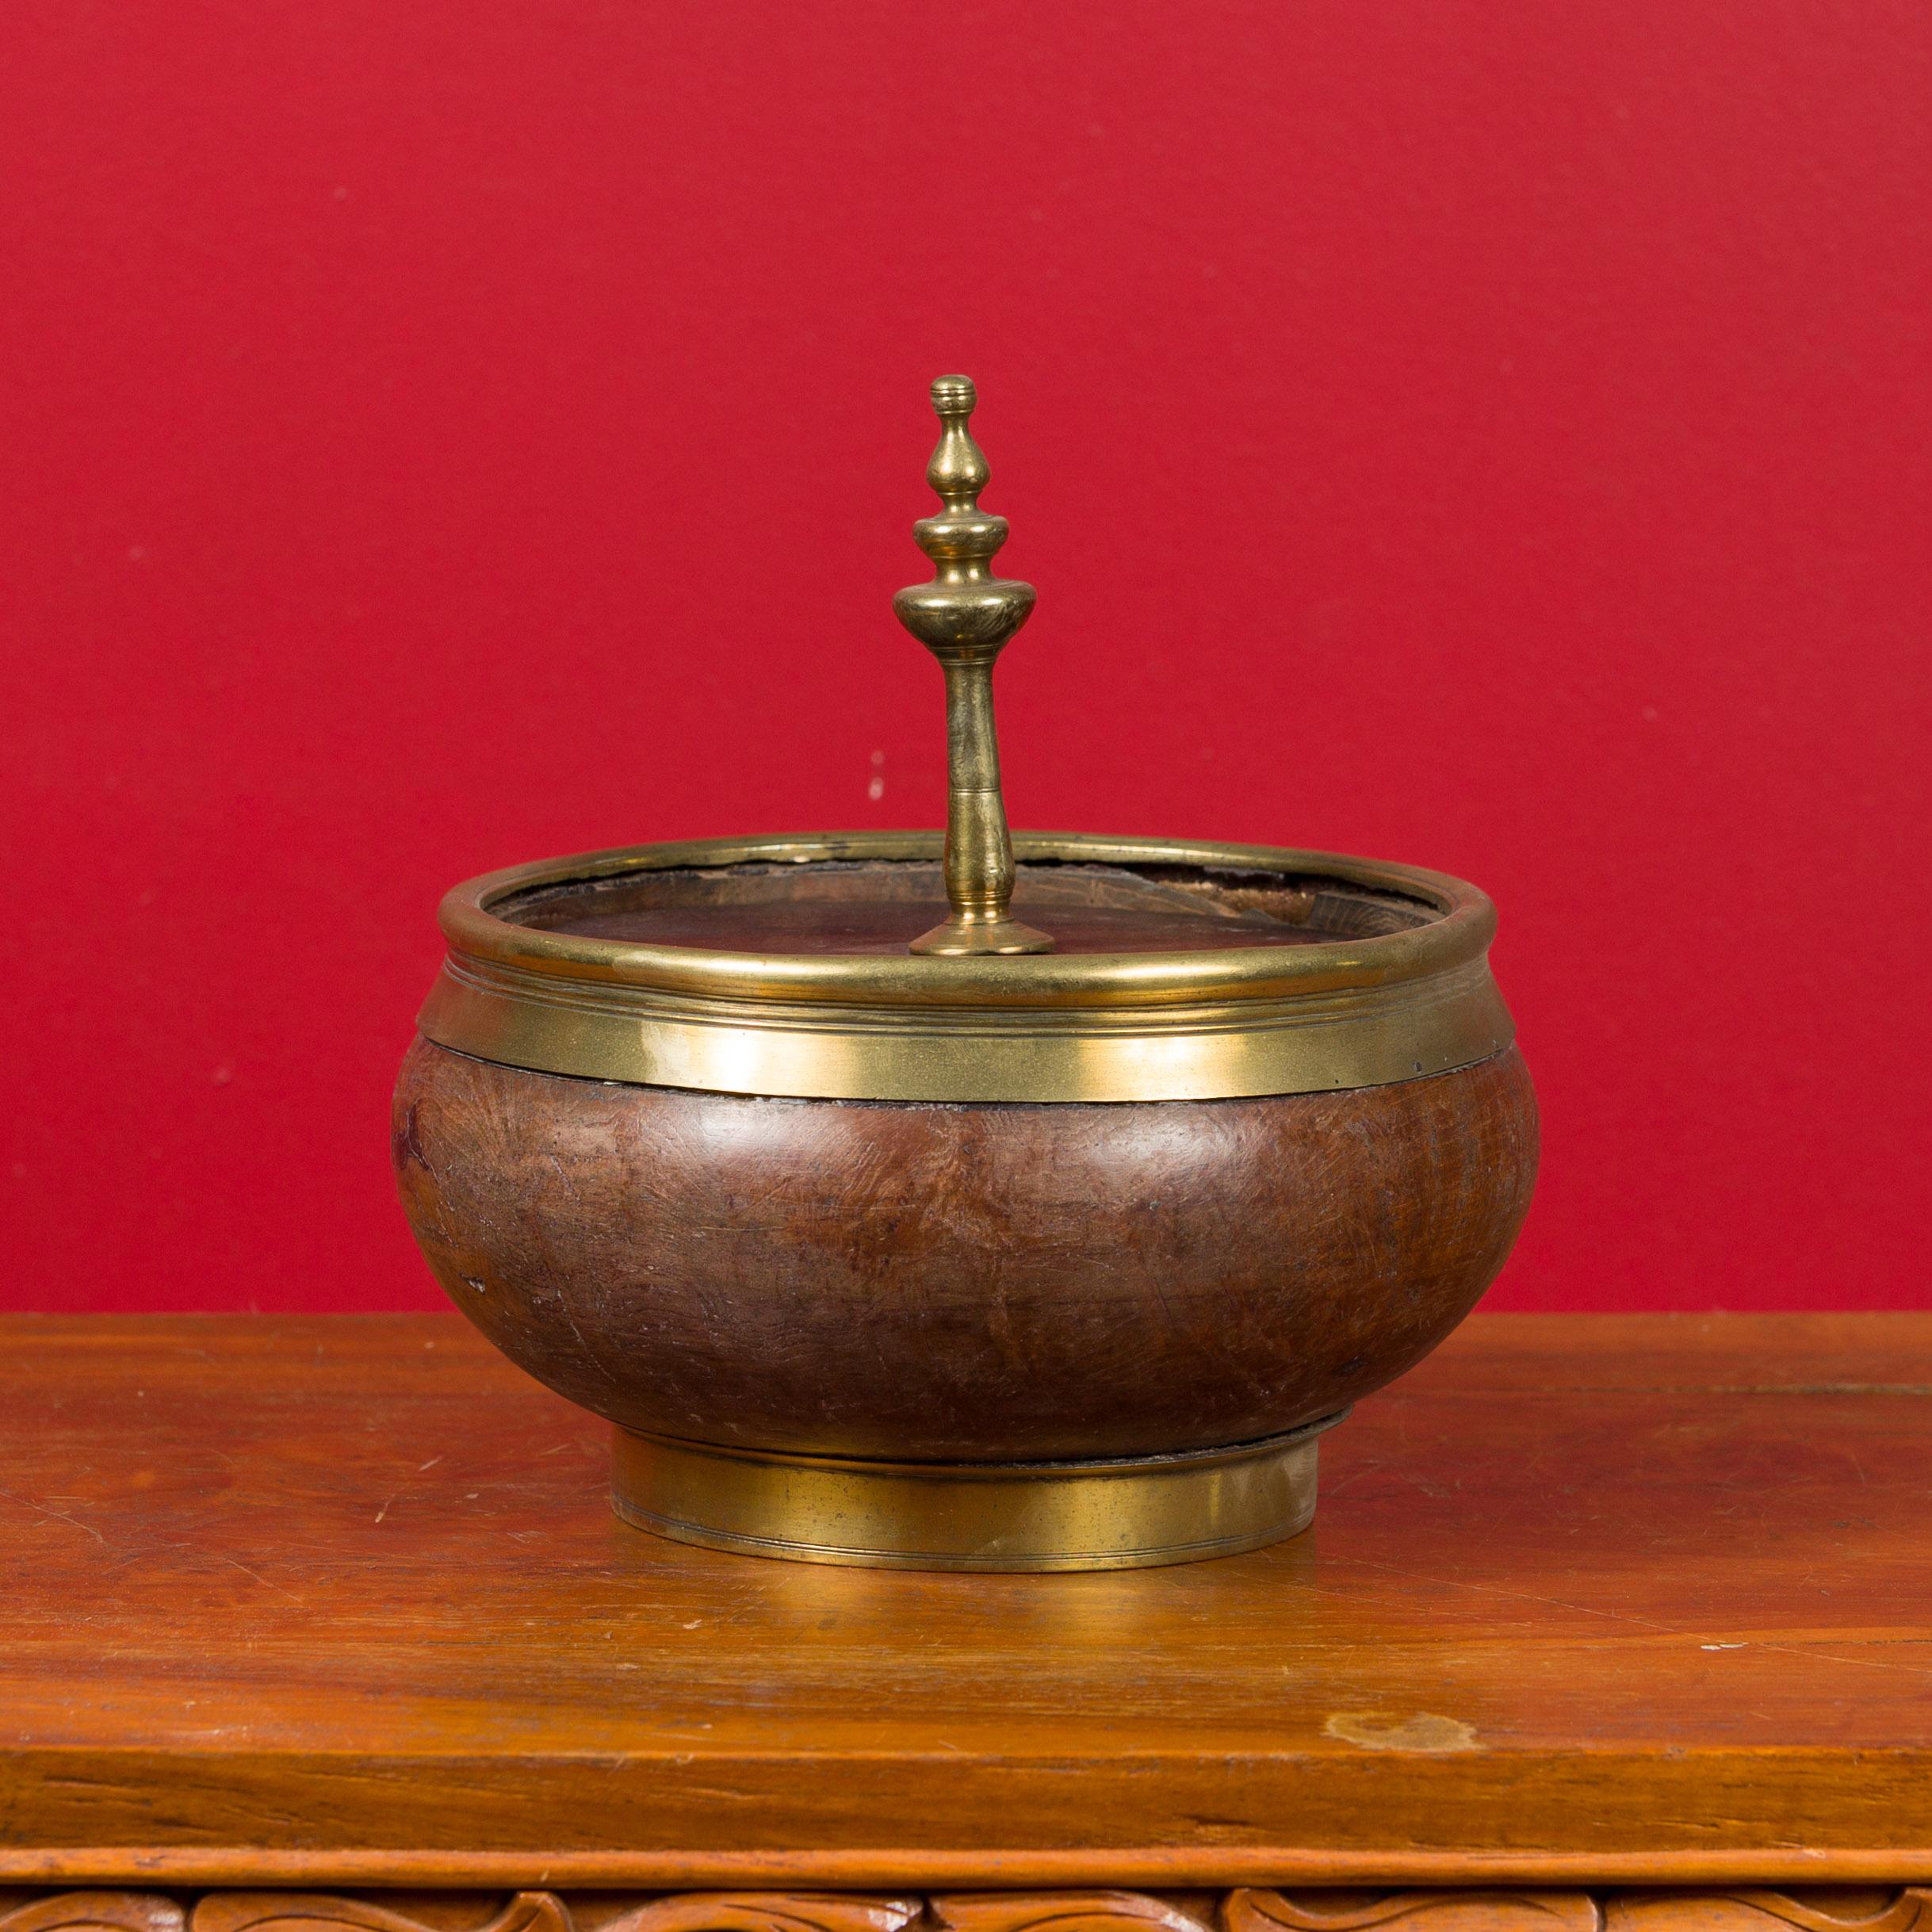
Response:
610,1414,1346,1572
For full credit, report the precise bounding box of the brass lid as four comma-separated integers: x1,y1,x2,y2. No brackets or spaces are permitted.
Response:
417,381,1516,1104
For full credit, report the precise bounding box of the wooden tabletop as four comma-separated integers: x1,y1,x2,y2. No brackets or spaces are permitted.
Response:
2,1312,1929,1889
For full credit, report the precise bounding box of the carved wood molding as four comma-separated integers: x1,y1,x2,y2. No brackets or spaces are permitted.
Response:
2,1889,1929,1932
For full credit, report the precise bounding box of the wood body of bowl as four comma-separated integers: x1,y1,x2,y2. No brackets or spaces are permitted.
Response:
392,1036,1537,1463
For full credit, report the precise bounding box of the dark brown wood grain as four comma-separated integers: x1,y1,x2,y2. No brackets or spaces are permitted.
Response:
501,854,1428,955
1,1313,1930,1886
392,1039,1538,1459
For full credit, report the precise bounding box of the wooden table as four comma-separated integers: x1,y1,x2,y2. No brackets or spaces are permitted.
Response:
3,1314,1930,1932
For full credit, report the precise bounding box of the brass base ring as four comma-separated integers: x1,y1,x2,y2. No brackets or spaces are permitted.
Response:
610,1413,1347,1572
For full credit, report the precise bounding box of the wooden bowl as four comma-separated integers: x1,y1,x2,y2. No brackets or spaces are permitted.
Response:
393,832,1537,1570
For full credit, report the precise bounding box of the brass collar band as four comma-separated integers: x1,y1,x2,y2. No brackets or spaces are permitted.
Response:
418,832,1516,1104
610,1413,1345,1572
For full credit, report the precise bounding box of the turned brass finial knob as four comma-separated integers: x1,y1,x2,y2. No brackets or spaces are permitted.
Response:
893,376,1054,957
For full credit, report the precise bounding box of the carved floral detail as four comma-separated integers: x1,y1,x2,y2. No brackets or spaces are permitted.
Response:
190,1901,917,1932
592,1900,920,1932
1230,1888,1602,1929
192,1900,570,1932
1602,1893,1932,1930
932,1896,1210,1932
0,1898,186,1932
2,1888,1929,1932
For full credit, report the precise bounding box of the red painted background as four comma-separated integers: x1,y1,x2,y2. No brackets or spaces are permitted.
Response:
3,2,1926,1314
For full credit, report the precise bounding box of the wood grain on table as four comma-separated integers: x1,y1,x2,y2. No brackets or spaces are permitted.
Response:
2,1312,1928,1888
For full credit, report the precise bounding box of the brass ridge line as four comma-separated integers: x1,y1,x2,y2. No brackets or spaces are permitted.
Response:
419,832,1518,1102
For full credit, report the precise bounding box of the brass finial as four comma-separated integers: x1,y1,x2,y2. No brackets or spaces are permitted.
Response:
893,376,1054,957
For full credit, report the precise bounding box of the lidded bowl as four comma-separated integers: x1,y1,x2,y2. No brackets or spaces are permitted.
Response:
394,377,1537,1570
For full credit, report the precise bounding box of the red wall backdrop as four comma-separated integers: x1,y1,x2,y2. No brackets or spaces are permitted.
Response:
2,2,1926,1314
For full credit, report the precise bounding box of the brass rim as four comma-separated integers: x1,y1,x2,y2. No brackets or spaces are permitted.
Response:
610,1413,1345,1572
419,830,1515,1103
